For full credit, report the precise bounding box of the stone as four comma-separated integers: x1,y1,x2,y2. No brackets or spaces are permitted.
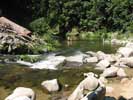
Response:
5,87,35,100
96,60,110,70
13,96,31,100
84,57,98,63
81,86,106,100
117,47,133,57
68,74,99,100
119,57,133,68
117,68,127,78
41,79,59,92
101,66,119,78
86,51,97,57
96,51,106,60
66,53,87,63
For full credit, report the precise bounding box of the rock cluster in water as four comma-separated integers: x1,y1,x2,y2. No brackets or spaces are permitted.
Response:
5,39,133,100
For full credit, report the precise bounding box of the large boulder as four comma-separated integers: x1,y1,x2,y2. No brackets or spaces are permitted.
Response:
41,79,59,92
68,74,99,100
96,60,110,70
13,96,31,100
5,87,35,100
101,66,119,78
66,53,87,63
119,57,133,68
81,86,106,100
65,52,88,67
117,47,133,57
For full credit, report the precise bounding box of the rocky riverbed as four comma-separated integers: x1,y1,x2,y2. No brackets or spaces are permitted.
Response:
1,39,133,100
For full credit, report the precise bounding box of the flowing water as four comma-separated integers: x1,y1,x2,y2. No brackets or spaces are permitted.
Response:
0,40,120,100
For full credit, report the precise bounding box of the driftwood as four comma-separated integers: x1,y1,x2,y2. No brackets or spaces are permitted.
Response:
0,16,31,35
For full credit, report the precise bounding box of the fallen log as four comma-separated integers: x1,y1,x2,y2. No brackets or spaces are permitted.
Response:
0,16,31,35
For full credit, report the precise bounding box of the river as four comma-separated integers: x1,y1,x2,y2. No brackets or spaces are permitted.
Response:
0,39,120,100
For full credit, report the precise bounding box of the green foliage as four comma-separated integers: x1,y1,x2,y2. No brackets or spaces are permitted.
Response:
30,18,50,36
1,0,132,42
19,55,41,62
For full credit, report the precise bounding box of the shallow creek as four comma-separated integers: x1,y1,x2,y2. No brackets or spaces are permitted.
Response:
0,40,132,100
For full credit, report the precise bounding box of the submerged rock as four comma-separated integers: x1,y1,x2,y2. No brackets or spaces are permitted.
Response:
5,87,35,100
41,79,59,92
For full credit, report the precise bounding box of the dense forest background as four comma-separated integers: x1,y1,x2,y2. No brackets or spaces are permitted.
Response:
0,0,133,37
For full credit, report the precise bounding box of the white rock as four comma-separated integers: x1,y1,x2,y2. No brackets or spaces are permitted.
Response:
66,53,87,63
81,86,106,100
41,79,59,92
119,57,133,67
68,75,99,100
85,57,98,63
101,66,119,78
117,47,133,57
96,51,106,60
96,60,110,70
86,51,97,57
117,68,127,78
13,96,31,100
5,87,35,100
